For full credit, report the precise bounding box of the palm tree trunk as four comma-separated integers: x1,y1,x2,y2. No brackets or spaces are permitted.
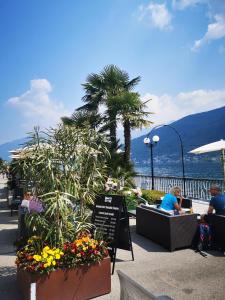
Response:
124,119,131,163
109,114,117,151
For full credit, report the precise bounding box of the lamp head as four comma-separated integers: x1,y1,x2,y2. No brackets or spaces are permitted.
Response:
116,149,123,153
152,135,160,143
144,137,150,144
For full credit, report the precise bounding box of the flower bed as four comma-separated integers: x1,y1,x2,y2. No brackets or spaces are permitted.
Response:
16,235,109,274
17,257,111,300
16,236,111,300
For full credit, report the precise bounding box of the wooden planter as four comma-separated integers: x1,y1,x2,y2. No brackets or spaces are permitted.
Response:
17,257,111,300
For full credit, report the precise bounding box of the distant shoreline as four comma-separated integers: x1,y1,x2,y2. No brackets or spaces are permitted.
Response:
134,160,224,180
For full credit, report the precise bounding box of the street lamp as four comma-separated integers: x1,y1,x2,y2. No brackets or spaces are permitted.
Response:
163,124,186,197
145,124,186,196
144,135,160,190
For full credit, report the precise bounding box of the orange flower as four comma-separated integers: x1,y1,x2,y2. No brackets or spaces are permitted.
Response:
75,239,83,246
82,236,89,243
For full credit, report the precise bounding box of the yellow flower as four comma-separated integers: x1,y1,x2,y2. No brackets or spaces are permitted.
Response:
83,247,87,251
60,251,64,256
43,246,50,252
47,256,53,262
55,254,60,260
52,260,56,266
33,255,41,262
47,250,54,255
43,253,48,259
44,263,48,268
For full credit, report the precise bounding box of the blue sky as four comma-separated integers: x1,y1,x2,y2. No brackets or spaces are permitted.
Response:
0,0,225,144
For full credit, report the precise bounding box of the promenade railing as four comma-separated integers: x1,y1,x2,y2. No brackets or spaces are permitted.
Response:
133,174,224,201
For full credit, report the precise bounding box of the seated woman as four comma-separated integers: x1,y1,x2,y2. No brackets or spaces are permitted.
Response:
160,186,183,215
21,192,32,212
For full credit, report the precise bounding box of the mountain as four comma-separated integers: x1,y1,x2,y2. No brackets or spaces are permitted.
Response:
131,106,225,163
1,106,225,163
0,138,27,161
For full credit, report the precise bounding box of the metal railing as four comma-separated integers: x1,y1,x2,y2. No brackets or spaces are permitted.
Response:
133,174,224,201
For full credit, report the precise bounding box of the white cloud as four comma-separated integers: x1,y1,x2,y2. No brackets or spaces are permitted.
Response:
7,79,70,130
191,14,225,51
172,1,225,50
142,88,225,125
138,2,172,31
172,0,206,10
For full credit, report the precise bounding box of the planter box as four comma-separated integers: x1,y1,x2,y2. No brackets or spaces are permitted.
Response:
17,257,111,300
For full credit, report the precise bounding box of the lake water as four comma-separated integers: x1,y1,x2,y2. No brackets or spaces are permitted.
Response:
135,160,224,179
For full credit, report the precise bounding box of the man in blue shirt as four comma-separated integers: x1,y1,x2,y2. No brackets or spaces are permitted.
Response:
208,185,225,216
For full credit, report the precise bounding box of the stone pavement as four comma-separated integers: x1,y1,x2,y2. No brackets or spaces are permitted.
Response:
0,176,224,300
0,176,21,300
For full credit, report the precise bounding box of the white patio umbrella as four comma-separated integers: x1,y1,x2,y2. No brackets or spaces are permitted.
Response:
189,139,225,188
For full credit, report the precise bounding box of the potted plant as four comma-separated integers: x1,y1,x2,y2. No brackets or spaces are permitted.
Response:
14,125,111,300
16,234,110,300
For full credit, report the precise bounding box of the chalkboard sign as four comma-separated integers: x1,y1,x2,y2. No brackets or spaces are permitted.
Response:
92,194,134,274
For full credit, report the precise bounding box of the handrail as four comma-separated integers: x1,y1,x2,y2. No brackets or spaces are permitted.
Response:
135,174,224,182
134,174,224,201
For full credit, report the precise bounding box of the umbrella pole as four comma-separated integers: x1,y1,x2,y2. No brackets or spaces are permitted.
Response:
221,149,225,193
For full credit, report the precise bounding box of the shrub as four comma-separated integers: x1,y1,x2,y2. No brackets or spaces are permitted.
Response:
141,190,165,204
125,195,138,211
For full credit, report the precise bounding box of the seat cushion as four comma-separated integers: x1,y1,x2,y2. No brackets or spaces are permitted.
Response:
140,204,172,216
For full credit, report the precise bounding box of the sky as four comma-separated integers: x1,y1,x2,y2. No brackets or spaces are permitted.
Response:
0,0,225,144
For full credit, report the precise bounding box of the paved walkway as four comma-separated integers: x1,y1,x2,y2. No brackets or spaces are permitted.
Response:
0,176,224,300
0,176,20,300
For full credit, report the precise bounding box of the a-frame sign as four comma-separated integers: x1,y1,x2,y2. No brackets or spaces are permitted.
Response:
92,194,134,274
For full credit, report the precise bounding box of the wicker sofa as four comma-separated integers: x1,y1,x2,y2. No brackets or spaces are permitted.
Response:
136,205,198,251
211,214,225,249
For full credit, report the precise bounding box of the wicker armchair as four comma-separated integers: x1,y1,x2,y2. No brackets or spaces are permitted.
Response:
136,206,198,251
211,214,225,249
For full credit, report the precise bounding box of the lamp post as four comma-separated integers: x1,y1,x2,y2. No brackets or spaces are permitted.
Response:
144,135,160,190
163,124,186,197
145,124,186,196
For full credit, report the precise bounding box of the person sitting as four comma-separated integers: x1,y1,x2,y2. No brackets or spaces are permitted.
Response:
21,192,32,212
207,184,225,216
29,196,44,213
160,186,184,215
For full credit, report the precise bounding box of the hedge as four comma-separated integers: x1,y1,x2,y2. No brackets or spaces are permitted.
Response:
141,189,165,204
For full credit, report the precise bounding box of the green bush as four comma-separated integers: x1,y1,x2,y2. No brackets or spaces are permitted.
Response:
141,190,165,204
125,195,138,211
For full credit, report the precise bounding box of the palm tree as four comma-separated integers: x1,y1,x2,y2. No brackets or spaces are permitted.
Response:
109,92,153,163
62,110,102,130
77,65,141,151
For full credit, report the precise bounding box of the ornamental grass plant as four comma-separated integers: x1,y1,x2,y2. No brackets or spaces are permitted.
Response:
14,124,110,274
